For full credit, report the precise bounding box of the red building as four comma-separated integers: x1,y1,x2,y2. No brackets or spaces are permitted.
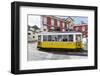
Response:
42,16,74,32
73,24,88,38
41,15,88,38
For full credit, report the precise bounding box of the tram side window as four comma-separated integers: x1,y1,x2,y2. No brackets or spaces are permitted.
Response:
38,35,41,41
63,35,68,41
48,35,52,41
43,35,48,41
51,35,57,41
69,35,73,41
54,35,58,41
58,35,62,41
48,35,58,41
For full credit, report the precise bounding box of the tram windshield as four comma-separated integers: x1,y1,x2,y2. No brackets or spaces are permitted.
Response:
38,35,41,41
76,35,81,42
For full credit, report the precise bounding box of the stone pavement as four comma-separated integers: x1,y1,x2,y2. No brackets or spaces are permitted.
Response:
27,42,87,61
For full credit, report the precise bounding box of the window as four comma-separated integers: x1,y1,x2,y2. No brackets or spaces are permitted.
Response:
49,27,55,32
48,35,58,41
63,35,68,41
43,35,48,41
56,27,60,31
62,22,65,28
48,35,52,41
69,35,73,41
57,20,60,27
38,35,41,41
28,32,31,35
58,35,62,41
43,26,48,32
52,35,57,41
47,17,51,25
51,19,54,26
33,36,35,38
82,27,85,32
50,27,54,29
83,35,86,38
44,29,46,31
62,29,65,32
76,35,81,42
43,17,47,24
75,27,79,31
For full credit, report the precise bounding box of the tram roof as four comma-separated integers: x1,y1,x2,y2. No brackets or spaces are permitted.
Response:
38,31,82,35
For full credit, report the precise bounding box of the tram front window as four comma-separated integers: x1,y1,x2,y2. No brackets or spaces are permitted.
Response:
76,35,81,42
38,35,41,41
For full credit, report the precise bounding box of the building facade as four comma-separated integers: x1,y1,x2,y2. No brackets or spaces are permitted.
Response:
41,15,88,38
28,25,41,42
41,16,74,32
73,24,88,38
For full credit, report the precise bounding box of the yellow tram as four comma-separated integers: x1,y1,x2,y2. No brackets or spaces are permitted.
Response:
37,32,83,49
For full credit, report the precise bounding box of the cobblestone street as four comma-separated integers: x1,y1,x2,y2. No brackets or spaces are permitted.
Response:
27,42,88,61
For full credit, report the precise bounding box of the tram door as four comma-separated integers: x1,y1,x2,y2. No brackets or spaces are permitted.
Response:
76,35,81,48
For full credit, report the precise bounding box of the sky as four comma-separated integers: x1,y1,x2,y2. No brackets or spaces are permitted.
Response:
28,15,41,28
56,16,88,24
71,16,88,24
28,15,88,27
